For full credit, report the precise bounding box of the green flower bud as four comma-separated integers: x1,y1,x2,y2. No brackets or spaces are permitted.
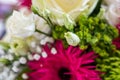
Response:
64,32,80,46
103,35,111,43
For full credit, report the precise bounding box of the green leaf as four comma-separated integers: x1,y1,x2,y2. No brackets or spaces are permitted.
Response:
0,41,10,51
89,0,103,17
0,58,11,65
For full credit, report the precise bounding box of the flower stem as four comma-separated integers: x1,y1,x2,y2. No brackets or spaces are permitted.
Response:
35,29,51,36
32,7,54,29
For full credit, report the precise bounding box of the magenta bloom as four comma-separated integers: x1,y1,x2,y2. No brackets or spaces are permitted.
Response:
112,37,120,49
112,24,120,49
19,0,32,9
116,24,120,35
27,40,101,80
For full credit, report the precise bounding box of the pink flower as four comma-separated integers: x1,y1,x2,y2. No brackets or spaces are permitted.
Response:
19,0,31,9
112,37,120,49
112,24,120,49
116,24,120,35
27,40,101,80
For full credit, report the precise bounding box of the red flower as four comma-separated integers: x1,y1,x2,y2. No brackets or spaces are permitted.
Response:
27,40,101,80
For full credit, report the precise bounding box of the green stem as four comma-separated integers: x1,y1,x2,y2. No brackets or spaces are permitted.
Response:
35,29,51,36
39,14,54,29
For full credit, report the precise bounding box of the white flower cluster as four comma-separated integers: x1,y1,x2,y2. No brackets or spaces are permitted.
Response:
0,47,18,80
0,65,17,80
0,47,30,80
5,8,51,40
103,0,120,26
0,7,55,79
1,8,54,56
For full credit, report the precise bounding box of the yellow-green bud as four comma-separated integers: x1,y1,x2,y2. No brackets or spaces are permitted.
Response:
64,32,80,46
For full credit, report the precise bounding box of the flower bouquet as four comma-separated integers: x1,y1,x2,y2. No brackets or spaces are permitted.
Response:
0,0,120,80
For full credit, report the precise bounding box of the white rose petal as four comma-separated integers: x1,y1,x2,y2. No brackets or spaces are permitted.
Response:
32,0,98,25
19,57,27,64
103,0,120,5
104,3,120,25
6,9,35,38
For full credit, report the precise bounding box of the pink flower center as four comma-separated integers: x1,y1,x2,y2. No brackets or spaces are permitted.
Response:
58,67,71,80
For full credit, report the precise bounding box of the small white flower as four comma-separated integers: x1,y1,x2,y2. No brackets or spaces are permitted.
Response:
27,54,34,61
33,54,41,61
5,54,14,61
36,46,42,53
6,9,35,38
30,41,36,48
51,48,57,55
13,61,20,66
19,57,27,64
0,48,5,55
41,52,48,58
22,73,29,79
64,32,80,46
0,67,17,80
40,38,47,45
0,63,4,72
12,66,19,72
44,37,54,43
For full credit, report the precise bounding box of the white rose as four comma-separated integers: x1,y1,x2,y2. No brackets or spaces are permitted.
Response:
104,3,120,25
32,0,98,26
6,9,35,38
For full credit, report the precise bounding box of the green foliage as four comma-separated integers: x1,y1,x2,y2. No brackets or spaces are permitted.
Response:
76,15,120,80
0,41,10,51
76,14,118,50
89,0,103,17
0,58,11,65
16,67,30,80
52,14,118,50
97,50,120,80
52,25,69,48
52,13,120,79
52,25,67,39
